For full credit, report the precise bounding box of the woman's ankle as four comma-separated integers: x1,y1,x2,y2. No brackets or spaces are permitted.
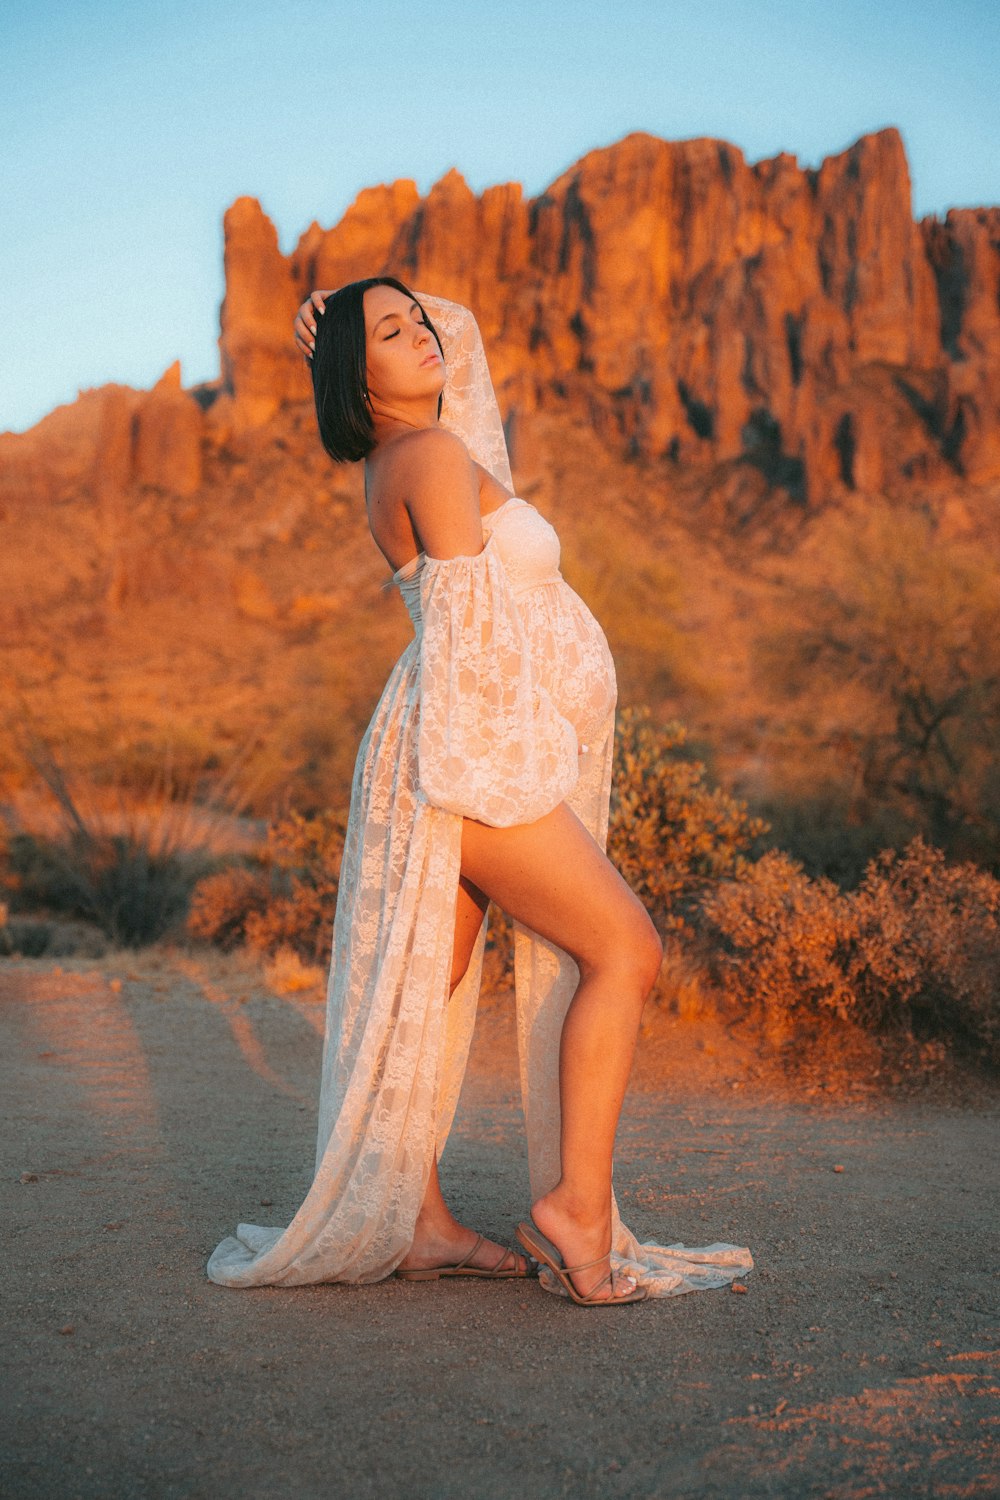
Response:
533,1185,612,1236
411,1202,461,1241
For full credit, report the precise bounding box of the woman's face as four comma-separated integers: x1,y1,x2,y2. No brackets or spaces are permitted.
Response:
363,285,445,409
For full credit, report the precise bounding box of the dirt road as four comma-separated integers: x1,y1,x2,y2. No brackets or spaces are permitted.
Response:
3,950,997,1499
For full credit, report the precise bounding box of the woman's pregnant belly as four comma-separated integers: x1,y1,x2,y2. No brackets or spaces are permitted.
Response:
518,581,618,745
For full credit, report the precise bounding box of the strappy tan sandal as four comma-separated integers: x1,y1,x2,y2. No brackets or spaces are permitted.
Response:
395,1233,530,1281
516,1218,647,1306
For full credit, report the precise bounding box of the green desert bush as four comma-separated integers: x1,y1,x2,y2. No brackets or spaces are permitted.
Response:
8,824,211,948
753,786,919,889
0,899,54,957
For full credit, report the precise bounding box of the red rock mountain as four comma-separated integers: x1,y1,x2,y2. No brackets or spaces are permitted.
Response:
2,125,999,831
217,125,1000,495
3,125,999,507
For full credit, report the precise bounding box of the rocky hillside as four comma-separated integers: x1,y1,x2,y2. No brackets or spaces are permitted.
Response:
1,126,997,833
4,125,1000,508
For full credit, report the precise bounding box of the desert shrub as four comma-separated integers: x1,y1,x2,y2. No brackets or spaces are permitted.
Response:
754,786,918,889
700,835,1000,1060
187,864,273,950
848,837,1000,1056
2,734,256,946
609,708,770,936
8,824,214,948
756,497,1000,866
242,809,347,962
0,898,54,957
700,849,859,1043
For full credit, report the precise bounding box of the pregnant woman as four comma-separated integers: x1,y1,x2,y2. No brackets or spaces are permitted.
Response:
206,279,753,1304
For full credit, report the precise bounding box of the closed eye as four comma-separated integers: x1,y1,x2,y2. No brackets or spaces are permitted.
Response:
384,318,431,342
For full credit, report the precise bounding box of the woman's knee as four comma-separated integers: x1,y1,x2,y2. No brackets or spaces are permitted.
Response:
579,904,663,992
629,910,663,992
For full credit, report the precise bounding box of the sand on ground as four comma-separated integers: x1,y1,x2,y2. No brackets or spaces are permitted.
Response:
2,948,998,1500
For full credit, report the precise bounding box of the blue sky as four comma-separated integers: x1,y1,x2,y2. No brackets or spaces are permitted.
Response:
2,0,998,434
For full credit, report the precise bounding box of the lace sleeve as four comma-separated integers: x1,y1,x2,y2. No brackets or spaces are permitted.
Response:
413,292,513,493
416,540,579,827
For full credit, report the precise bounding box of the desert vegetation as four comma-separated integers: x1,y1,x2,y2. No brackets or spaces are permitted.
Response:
753,497,1000,881
0,735,253,950
3,702,998,1074
16,711,995,1073
188,807,345,961
700,839,999,1062
3,406,999,1084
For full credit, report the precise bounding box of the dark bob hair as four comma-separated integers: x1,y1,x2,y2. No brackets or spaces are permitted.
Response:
310,276,444,463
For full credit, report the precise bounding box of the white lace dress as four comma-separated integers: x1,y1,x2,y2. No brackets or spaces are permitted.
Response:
207,494,754,1296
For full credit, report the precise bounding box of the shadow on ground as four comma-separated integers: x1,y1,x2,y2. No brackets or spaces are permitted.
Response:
2,950,997,1499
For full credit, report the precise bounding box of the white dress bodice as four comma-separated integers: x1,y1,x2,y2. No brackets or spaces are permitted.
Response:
395,497,617,747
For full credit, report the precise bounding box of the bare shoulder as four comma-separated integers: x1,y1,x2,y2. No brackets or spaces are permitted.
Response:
388,426,473,482
387,427,482,560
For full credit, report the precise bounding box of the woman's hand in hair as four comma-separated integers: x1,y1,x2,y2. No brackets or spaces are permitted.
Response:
294,290,334,360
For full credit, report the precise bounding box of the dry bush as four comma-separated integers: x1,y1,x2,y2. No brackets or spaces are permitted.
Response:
849,837,1000,1056
263,946,326,995
756,497,1000,868
700,835,1000,1061
3,737,249,948
609,707,770,936
699,849,859,1046
243,810,347,962
188,810,346,960
187,865,272,950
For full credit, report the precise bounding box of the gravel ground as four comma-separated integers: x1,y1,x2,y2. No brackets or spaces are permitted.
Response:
3,949,998,1500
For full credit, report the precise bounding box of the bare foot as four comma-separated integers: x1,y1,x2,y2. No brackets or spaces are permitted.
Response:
398,1224,529,1276
528,1190,638,1302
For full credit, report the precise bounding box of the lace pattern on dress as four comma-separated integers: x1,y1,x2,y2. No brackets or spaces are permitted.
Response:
414,291,514,493
205,294,754,1297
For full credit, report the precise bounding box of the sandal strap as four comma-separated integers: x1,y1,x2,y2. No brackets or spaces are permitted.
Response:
450,1233,485,1274
561,1248,632,1304
576,1267,640,1304
578,1269,614,1302
489,1243,516,1273
563,1249,613,1276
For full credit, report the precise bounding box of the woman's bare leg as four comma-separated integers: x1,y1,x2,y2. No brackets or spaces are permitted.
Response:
397,875,530,1274
459,801,662,1300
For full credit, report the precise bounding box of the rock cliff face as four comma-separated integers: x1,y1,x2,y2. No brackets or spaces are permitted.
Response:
3,126,998,505
222,125,1000,495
